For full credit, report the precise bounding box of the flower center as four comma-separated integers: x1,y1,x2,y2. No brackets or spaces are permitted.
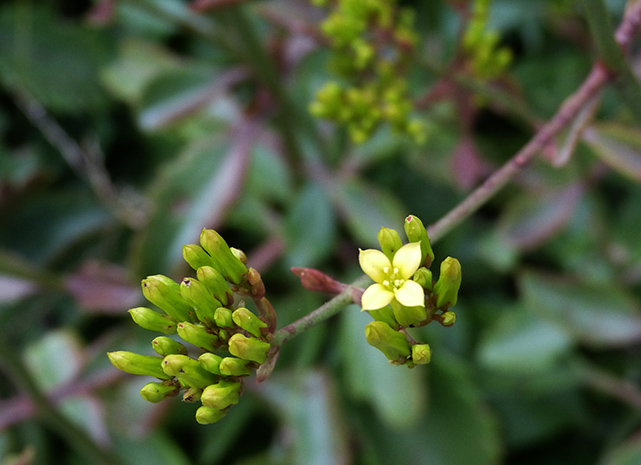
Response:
382,267,405,292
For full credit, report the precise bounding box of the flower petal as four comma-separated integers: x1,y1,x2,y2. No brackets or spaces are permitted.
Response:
361,284,394,311
394,280,425,307
392,242,422,279
359,249,392,283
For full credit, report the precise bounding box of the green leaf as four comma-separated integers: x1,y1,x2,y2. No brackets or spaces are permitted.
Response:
586,123,641,182
519,271,641,347
600,434,641,465
339,305,428,428
284,182,336,267
478,305,573,374
24,329,84,390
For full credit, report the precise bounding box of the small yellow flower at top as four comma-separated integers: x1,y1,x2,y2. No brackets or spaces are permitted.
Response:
358,241,425,311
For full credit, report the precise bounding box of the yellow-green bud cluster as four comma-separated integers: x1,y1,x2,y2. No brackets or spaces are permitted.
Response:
108,229,273,424
360,215,461,367
309,0,424,143
461,0,512,81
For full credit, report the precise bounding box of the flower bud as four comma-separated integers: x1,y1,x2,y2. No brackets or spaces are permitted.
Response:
411,343,431,365
201,380,241,410
232,307,267,338
128,307,177,335
219,357,252,376
200,229,248,284
441,311,456,326
162,354,217,389
404,215,434,267
228,333,270,364
195,406,227,425
377,227,404,261
413,268,433,291
231,247,247,265
152,336,187,356
182,244,217,271
140,380,180,403
196,266,233,306
182,387,203,403
141,275,195,322
368,305,399,329
180,277,221,327
214,307,234,328
433,257,462,309
198,352,223,375
246,268,265,299
392,304,427,327
107,351,170,379
177,322,218,351
364,321,411,362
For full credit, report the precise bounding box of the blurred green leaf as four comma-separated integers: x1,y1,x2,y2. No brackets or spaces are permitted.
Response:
284,182,336,267
24,329,83,390
520,271,641,347
600,433,641,465
586,123,641,182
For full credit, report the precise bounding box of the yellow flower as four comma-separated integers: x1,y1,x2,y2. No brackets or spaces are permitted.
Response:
359,242,425,311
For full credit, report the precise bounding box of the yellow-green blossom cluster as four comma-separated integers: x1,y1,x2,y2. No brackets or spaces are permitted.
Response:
309,0,424,143
358,215,461,367
108,229,272,425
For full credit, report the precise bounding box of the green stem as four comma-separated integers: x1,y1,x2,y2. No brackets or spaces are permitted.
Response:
0,338,121,465
272,275,370,347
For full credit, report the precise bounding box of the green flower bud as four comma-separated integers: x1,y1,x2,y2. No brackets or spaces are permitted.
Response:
152,336,187,356
180,277,221,327
201,380,241,410
413,268,433,291
199,229,248,284
441,311,456,326
364,321,411,362
182,244,217,271
377,227,404,261
228,333,270,364
232,307,267,338
182,387,203,403
128,307,177,335
141,275,195,322
411,344,431,365
404,215,434,267
177,322,218,351
107,351,170,379
196,266,233,306
162,354,217,389
433,257,462,309
368,305,399,329
140,380,180,403
219,357,252,376
195,406,227,425
214,307,234,328
391,303,427,328
230,247,247,265
198,352,223,375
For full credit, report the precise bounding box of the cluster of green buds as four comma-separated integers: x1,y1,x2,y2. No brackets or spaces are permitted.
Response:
309,0,424,143
461,0,512,81
108,229,275,424
358,215,461,367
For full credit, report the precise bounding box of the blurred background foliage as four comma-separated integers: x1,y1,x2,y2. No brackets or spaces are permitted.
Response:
1,0,641,464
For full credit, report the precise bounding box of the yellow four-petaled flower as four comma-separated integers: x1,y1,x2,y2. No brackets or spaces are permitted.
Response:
359,241,425,311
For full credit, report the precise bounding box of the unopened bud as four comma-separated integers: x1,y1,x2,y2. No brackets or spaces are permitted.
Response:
180,277,221,327
162,354,217,389
198,352,223,375
196,266,233,306
411,343,431,364
413,268,433,291
199,229,248,284
433,257,462,309
182,244,217,271
377,227,403,261
247,268,265,299
141,275,195,322
152,336,187,356
195,406,227,425
230,247,247,265
108,351,170,379
364,321,411,362
182,387,203,403
129,307,177,335
404,215,434,267
219,357,252,376
140,380,180,403
441,311,456,326
228,333,270,364
177,322,218,351
214,307,233,328
232,307,267,338
201,380,241,410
